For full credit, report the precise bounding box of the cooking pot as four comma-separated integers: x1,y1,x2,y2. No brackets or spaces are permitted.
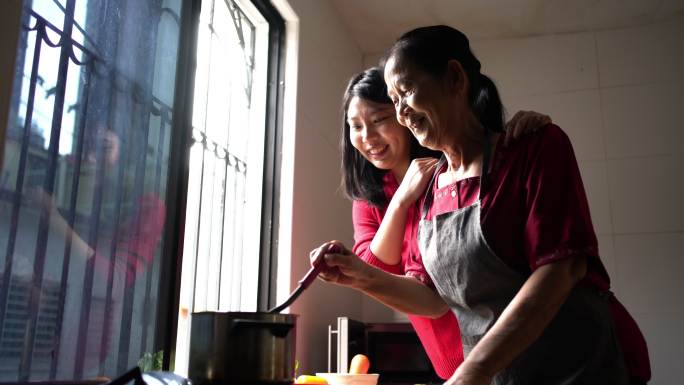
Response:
189,311,297,385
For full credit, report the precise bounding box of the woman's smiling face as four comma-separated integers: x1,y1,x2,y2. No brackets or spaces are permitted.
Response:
347,96,412,173
384,55,461,151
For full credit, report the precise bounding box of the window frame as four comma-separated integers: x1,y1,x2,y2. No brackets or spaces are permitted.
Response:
156,0,287,371
0,0,286,379
154,0,201,372
249,0,285,314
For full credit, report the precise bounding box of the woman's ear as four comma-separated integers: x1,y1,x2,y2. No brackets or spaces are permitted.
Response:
446,59,468,96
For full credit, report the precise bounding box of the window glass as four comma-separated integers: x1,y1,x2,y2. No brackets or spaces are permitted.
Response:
173,0,270,375
0,0,182,380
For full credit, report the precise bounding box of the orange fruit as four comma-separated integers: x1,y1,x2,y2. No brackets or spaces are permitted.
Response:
349,354,370,374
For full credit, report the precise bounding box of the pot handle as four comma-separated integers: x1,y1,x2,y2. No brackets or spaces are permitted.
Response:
230,318,295,338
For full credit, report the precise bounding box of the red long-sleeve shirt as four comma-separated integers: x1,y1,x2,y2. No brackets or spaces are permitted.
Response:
424,125,650,382
352,173,463,379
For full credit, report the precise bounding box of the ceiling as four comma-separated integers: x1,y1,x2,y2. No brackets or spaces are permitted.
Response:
330,0,684,54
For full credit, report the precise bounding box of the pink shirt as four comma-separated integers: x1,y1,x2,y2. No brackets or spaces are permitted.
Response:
94,192,166,285
352,173,463,379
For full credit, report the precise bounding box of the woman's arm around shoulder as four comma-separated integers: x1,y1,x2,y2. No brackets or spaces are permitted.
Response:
368,158,438,267
352,199,404,274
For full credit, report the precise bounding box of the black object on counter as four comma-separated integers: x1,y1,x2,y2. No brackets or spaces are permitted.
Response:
189,311,297,385
105,367,145,385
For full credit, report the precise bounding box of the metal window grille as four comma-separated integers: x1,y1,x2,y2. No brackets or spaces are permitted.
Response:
188,0,254,313
172,0,272,374
0,0,183,380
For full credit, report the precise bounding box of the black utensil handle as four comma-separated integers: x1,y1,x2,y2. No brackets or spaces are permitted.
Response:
267,284,304,313
298,263,322,289
299,243,340,288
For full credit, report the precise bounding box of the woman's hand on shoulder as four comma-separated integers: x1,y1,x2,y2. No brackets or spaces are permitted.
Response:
394,157,439,208
504,110,552,146
309,240,375,290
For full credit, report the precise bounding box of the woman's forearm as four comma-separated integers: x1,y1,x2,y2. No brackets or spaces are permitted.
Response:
49,210,94,259
316,240,447,317
458,256,587,379
369,198,410,265
370,157,438,266
361,266,449,318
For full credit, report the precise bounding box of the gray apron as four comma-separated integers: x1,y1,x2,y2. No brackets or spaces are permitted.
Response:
418,137,628,385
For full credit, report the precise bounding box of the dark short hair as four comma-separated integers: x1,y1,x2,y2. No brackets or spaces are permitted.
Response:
340,67,441,207
387,25,505,134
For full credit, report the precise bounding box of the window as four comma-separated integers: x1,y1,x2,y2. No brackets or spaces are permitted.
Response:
0,0,185,380
0,0,284,381
172,0,278,375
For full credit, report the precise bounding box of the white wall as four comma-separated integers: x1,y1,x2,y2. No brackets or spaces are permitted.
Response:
364,15,684,385
278,0,368,375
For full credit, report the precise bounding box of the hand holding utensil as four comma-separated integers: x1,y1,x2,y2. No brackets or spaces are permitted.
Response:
268,244,341,313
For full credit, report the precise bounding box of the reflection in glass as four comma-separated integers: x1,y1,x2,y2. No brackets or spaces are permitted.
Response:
0,0,181,380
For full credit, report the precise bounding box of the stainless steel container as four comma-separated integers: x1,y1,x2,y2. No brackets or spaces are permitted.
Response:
189,311,297,385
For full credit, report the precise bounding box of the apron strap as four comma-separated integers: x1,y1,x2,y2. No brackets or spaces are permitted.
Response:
420,155,446,219
479,129,491,199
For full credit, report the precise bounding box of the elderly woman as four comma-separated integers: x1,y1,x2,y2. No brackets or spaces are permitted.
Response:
340,67,549,379
312,25,649,385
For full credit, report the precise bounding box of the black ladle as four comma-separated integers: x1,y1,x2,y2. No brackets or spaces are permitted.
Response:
268,244,340,313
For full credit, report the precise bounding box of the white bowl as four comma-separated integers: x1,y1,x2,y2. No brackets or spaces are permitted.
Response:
315,373,379,385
